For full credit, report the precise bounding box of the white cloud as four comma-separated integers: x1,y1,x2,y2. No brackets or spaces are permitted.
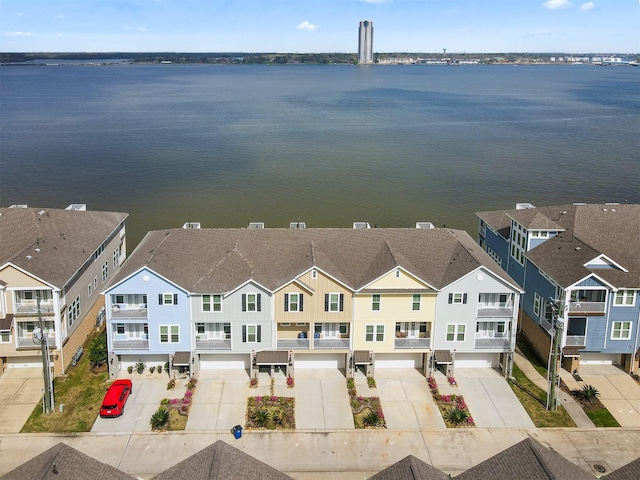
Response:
296,21,319,31
360,0,390,3
580,2,596,10
5,31,33,36
57,14,65,19
542,0,572,9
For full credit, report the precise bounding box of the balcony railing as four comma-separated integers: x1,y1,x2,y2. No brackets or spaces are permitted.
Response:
569,302,605,315
477,305,514,317
394,337,431,349
195,338,231,350
111,305,148,319
314,337,350,349
474,336,511,349
16,335,56,349
566,335,586,347
112,339,149,350
277,338,310,350
14,302,55,314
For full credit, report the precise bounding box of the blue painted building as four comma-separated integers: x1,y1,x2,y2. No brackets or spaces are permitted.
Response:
477,203,640,373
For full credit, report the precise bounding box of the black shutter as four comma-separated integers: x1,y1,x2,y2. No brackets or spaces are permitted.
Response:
174,294,178,305
339,294,344,312
257,325,262,342
299,294,304,312
242,325,246,342
324,294,329,311
463,293,468,304
242,294,246,312
284,294,289,312
159,294,163,305
448,293,453,304
257,294,261,312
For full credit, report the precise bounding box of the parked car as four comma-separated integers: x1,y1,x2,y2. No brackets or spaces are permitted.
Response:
99,379,132,418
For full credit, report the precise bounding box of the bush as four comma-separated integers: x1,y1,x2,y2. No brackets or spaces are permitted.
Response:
150,407,169,431
444,407,469,425
167,378,176,390
149,366,156,374
253,409,270,427
135,361,145,374
367,377,376,388
579,384,600,402
157,365,163,374
88,333,108,367
363,410,381,427
127,365,133,374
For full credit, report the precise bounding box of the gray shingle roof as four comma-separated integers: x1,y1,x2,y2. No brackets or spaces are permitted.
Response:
0,207,128,289
150,440,292,480
369,455,450,480
108,228,521,294
0,442,135,480
603,457,640,480
455,437,593,480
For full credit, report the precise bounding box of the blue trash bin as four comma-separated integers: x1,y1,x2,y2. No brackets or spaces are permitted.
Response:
232,425,243,439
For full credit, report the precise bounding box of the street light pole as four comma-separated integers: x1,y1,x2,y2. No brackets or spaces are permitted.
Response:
547,298,562,411
33,293,54,414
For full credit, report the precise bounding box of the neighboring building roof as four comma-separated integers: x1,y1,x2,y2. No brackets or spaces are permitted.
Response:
476,209,512,239
455,437,593,480
0,442,136,480
151,440,292,480
477,204,640,289
369,455,450,480
0,207,128,289
107,228,521,295
603,457,640,480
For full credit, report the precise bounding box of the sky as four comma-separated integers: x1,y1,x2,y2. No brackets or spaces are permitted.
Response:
1,0,638,54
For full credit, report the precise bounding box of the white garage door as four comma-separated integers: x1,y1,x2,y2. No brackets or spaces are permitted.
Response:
6,356,42,368
295,353,345,369
453,353,499,368
200,354,249,370
579,353,620,365
375,353,423,369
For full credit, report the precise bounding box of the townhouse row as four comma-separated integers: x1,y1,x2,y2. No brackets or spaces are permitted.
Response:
0,205,128,375
477,202,640,373
103,225,523,377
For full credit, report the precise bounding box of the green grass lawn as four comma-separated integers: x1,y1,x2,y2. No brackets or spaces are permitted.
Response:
586,407,620,427
516,336,549,378
509,364,575,428
21,332,109,433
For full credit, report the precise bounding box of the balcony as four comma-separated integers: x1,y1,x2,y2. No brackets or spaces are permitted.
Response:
277,338,310,350
568,302,605,316
394,336,431,349
14,301,55,315
566,335,586,347
477,305,514,318
475,336,511,349
16,334,56,349
111,304,148,319
314,337,350,349
195,338,231,351
112,338,149,350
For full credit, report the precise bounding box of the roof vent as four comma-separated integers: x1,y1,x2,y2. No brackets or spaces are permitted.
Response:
515,203,535,210
353,222,371,229
416,222,435,229
35,248,41,253
9,204,28,208
26,255,32,260
65,204,87,211
247,222,265,229
182,222,201,229
575,247,582,251
290,222,306,229
38,210,46,215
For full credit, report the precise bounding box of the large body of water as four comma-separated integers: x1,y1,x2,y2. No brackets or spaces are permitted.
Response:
1,64,638,248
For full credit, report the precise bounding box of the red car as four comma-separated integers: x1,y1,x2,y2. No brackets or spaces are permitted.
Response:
100,379,132,418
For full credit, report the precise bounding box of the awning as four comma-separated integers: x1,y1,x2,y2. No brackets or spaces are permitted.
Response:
354,350,371,365
173,351,191,366
434,350,453,364
0,314,13,331
562,347,581,358
255,351,289,365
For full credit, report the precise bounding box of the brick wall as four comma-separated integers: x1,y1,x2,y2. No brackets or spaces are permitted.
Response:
519,310,551,363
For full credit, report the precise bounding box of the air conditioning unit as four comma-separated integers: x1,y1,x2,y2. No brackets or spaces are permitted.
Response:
416,222,435,229
182,222,201,229
290,222,306,229
353,222,371,229
248,222,265,229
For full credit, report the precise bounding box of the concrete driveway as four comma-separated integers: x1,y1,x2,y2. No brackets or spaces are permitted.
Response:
294,369,354,429
0,368,44,433
373,368,445,429
578,364,640,427
437,368,535,429
91,374,188,433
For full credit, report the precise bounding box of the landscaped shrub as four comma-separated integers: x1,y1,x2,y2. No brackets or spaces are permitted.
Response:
363,409,385,427
88,333,108,367
444,407,469,425
286,376,294,388
127,365,133,374
579,384,600,402
150,407,169,431
367,377,376,388
135,360,145,374
253,409,270,427
167,378,176,390
157,365,163,374
149,366,156,374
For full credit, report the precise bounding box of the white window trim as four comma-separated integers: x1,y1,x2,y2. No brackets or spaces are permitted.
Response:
446,324,466,342
160,325,180,343
246,324,258,343
371,294,381,312
162,293,175,305
69,296,81,326
451,292,465,304
88,283,93,297
0,331,11,343
365,324,384,342
281,322,291,327
102,260,109,283
614,290,636,307
202,294,221,313
534,293,541,317
611,321,632,340
288,293,301,312
311,270,318,279
328,293,340,312
412,294,421,311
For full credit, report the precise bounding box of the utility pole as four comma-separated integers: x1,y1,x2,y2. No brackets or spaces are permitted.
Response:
33,293,55,414
547,299,562,411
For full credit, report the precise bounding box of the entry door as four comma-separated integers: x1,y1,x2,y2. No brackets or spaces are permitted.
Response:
322,323,340,339
401,322,418,338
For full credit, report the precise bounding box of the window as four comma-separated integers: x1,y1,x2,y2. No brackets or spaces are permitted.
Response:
88,283,92,297
412,294,421,311
242,293,261,312
311,270,318,279
285,293,303,312
196,323,205,334
446,324,466,342
114,294,124,304
611,321,632,340
102,261,109,282
160,325,179,343
365,325,384,342
94,243,105,259
487,246,502,266
325,293,344,312
614,290,635,306
159,293,178,305
395,270,400,278
202,294,222,312
371,294,381,311
534,293,541,317
242,324,261,343
339,323,348,335
116,324,125,334
0,331,10,343
113,249,120,268
68,296,81,326
281,323,291,327
448,293,467,304
94,276,98,289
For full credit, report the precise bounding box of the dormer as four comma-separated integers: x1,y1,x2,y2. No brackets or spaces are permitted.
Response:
584,254,627,272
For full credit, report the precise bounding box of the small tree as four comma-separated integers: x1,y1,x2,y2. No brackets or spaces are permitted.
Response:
88,332,108,367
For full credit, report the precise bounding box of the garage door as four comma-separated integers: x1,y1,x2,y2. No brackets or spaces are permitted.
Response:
6,356,42,368
200,354,249,370
375,353,423,369
579,353,620,365
295,353,345,369
453,353,499,368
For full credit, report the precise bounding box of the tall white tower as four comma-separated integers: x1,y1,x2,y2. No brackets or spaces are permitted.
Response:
358,20,374,64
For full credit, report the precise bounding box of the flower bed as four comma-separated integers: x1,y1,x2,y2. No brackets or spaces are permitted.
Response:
347,378,386,428
246,395,295,430
152,377,197,431
427,376,474,428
